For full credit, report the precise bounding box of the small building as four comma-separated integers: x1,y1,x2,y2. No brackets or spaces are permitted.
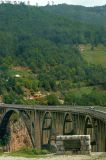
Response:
15,74,21,78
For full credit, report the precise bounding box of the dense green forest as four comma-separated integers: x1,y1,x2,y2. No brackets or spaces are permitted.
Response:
0,3,106,106
43,4,106,27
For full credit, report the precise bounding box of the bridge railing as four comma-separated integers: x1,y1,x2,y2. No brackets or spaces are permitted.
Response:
0,104,106,122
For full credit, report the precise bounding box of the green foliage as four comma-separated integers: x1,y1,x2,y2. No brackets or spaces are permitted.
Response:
65,90,106,106
47,94,60,105
3,92,23,104
9,148,49,158
0,4,105,105
10,113,20,123
43,4,106,28
0,134,10,146
82,45,106,68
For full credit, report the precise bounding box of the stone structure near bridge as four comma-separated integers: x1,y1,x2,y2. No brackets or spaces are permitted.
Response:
0,104,106,152
56,135,91,155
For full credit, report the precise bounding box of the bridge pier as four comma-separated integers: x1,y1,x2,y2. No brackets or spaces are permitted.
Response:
97,120,106,152
75,114,85,135
34,111,41,149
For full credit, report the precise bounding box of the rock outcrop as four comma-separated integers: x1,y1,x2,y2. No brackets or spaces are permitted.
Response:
9,118,32,151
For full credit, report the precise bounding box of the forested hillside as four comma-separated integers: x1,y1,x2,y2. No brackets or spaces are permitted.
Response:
43,4,106,27
0,3,106,106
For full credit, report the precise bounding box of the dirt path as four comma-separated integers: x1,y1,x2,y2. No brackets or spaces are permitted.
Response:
0,153,106,160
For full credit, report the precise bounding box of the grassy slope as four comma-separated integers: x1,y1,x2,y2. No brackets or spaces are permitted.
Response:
81,44,106,68
0,148,49,158
68,44,106,96
68,85,106,97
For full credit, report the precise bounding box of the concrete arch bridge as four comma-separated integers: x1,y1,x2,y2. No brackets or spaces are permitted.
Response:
0,104,106,152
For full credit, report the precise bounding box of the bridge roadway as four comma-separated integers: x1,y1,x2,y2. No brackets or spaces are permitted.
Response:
0,104,106,122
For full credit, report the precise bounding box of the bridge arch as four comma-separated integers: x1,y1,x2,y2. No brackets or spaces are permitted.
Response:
63,113,74,135
84,115,93,134
41,112,52,149
84,115,98,151
0,109,34,148
0,109,19,139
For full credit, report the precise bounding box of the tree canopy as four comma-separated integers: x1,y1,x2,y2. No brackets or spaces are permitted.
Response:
0,3,106,106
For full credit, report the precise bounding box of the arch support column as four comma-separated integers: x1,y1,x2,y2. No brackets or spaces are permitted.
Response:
41,112,52,149
63,113,74,135
34,111,41,149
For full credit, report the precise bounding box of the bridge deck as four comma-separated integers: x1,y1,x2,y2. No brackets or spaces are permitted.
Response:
0,104,106,122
